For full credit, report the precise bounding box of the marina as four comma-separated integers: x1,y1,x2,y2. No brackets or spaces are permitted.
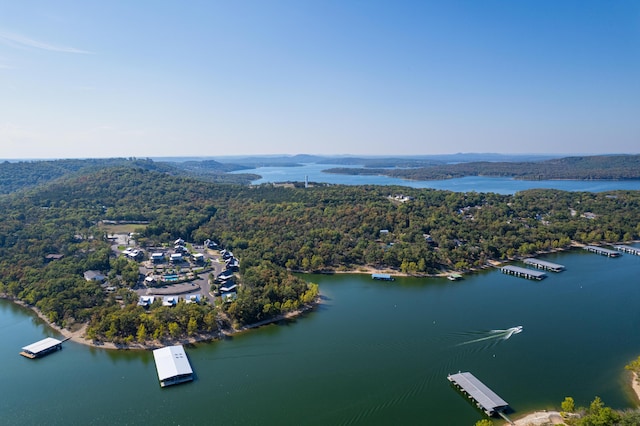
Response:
448,371,510,418
152,345,194,387
500,265,547,280
20,337,68,359
614,245,640,256
583,245,621,257
523,258,565,272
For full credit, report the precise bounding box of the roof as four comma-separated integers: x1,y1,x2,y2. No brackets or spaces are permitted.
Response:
501,265,547,278
448,372,508,413
152,345,193,382
22,337,62,354
523,258,565,270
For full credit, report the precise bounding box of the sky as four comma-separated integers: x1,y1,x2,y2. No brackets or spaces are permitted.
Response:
1,0,639,159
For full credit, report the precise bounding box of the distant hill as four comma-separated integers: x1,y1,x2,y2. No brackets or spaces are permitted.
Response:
325,154,640,181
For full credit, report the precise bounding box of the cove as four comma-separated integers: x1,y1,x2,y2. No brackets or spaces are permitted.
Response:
1,247,639,425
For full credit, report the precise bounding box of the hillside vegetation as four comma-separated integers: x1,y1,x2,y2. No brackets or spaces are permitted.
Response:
0,162,639,344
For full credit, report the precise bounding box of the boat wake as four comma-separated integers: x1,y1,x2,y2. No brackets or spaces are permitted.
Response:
456,326,523,347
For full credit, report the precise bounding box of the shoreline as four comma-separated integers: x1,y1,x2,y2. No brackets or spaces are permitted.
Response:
3,295,320,351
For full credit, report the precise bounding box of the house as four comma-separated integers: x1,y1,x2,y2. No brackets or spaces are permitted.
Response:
204,239,218,249
84,270,106,282
137,296,155,307
219,283,237,293
174,238,185,246
162,296,177,307
144,275,157,285
184,294,202,304
217,269,234,281
221,292,238,303
170,253,183,263
45,254,64,262
192,253,205,263
151,252,165,263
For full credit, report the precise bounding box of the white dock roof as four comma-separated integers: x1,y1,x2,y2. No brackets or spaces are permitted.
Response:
448,372,508,413
22,337,62,354
153,345,193,382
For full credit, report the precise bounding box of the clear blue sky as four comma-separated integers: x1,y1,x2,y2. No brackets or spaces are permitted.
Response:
1,0,638,159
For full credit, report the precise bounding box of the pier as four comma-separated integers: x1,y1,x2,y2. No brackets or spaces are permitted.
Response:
614,245,640,256
20,337,69,359
523,258,565,272
501,265,546,280
448,372,510,418
583,245,621,257
371,273,394,281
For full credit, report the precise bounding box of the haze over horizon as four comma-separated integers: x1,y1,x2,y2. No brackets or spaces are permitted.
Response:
1,1,638,160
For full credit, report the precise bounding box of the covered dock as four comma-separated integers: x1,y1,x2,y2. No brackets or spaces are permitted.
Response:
153,345,194,387
614,245,640,256
20,337,65,359
523,258,565,272
448,371,509,417
371,273,394,281
583,245,621,257
501,265,546,280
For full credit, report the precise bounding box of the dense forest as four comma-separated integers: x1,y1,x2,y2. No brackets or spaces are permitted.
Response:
325,154,640,180
0,161,639,344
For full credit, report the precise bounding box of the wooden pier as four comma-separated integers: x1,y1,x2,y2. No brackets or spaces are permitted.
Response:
523,258,565,272
501,265,546,280
448,372,510,418
583,245,621,257
614,245,640,256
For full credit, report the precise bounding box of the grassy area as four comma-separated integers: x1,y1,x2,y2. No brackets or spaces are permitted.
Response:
99,223,147,234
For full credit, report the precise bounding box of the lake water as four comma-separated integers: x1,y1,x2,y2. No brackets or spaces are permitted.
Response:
2,247,640,425
231,163,640,194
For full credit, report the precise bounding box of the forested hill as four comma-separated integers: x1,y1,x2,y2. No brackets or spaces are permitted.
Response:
325,154,640,181
1,165,639,342
0,158,259,195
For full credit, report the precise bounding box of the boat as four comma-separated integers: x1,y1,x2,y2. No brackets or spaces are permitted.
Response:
447,273,463,281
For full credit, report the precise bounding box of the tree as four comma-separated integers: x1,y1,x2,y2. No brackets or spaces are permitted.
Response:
136,323,147,342
475,420,493,426
562,396,575,413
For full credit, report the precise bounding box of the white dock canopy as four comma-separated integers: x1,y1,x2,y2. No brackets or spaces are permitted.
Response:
21,337,63,357
152,345,193,387
448,372,509,415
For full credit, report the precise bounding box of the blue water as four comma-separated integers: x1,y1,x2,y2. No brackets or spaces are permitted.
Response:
231,163,640,194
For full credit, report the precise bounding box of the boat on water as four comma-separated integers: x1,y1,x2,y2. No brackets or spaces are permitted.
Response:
447,273,463,281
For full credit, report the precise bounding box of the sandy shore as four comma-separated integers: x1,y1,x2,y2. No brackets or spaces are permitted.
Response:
632,372,640,404
507,410,565,425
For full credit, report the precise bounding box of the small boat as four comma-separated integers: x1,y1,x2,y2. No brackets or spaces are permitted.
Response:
447,273,463,281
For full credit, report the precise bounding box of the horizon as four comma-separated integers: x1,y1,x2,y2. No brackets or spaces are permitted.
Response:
1,1,639,158
2,151,638,163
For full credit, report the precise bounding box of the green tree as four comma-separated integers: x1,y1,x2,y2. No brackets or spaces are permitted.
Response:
136,323,147,342
562,396,575,413
475,420,493,426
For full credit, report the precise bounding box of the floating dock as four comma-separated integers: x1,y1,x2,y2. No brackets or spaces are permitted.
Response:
523,258,565,272
501,265,546,280
153,345,194,387
20,337,68,359
371,273,394,281
583,245,621,257
448,372,510,417
614,245,640,256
